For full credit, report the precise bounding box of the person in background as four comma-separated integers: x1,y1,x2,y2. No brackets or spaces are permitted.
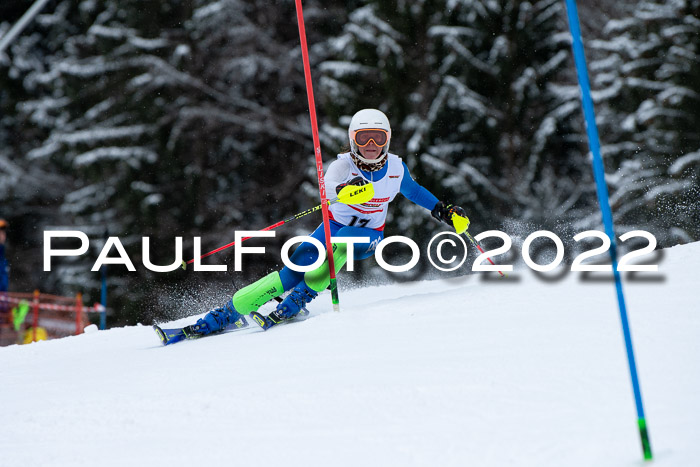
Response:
0,219,9,330
0,219,8,293
23,326,48,344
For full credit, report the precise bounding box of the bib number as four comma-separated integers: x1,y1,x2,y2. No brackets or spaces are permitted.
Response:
348,216,370,228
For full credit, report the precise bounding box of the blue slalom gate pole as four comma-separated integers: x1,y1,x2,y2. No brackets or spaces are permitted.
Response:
563,0,652,460
100,264,107,330
100,230,108,330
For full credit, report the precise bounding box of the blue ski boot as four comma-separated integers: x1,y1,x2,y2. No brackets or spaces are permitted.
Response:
251,281,318,330
276,281,318,319
183,299,248,337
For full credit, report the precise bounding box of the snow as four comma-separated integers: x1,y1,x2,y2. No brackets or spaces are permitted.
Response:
88,24,137,40
193,0,229,20
1,242,699,467
669,150,700,175
441,35,495,75
349,6,403,41
57,125,153,145
73,146,158,168
427,25,479,39
317,60,374,78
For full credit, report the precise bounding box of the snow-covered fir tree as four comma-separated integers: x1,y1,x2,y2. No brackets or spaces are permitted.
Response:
588,0,700,245
316,0,595,245
2,0,338,323
0,0,82,292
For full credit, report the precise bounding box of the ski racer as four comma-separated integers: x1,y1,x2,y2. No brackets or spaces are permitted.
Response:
184,108,468,335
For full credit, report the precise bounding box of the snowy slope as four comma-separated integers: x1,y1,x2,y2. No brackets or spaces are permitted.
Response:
1,242,698,467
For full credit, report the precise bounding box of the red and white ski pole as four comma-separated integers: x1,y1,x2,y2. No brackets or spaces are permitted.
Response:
464,231,506,278
452,214,506,278
181,184,373,270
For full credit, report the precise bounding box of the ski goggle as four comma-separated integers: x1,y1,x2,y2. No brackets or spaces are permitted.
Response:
353,129,389,148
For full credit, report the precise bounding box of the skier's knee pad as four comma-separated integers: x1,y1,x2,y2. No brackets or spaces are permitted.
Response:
232,271,284,315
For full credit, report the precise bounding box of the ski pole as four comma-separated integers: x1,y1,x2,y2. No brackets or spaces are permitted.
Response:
464,231,506,278
181,183,374,270
449,213,505,277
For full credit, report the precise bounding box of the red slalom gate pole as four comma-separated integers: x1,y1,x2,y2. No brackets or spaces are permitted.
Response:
75,292,83,335
294,0,340,311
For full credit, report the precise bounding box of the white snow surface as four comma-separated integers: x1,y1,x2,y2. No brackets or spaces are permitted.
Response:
1,242,699,467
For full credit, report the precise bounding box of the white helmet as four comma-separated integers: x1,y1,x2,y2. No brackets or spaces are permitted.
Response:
348,108,391,165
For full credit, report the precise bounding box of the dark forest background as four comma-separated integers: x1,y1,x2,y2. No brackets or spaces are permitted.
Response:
1,0,698,326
